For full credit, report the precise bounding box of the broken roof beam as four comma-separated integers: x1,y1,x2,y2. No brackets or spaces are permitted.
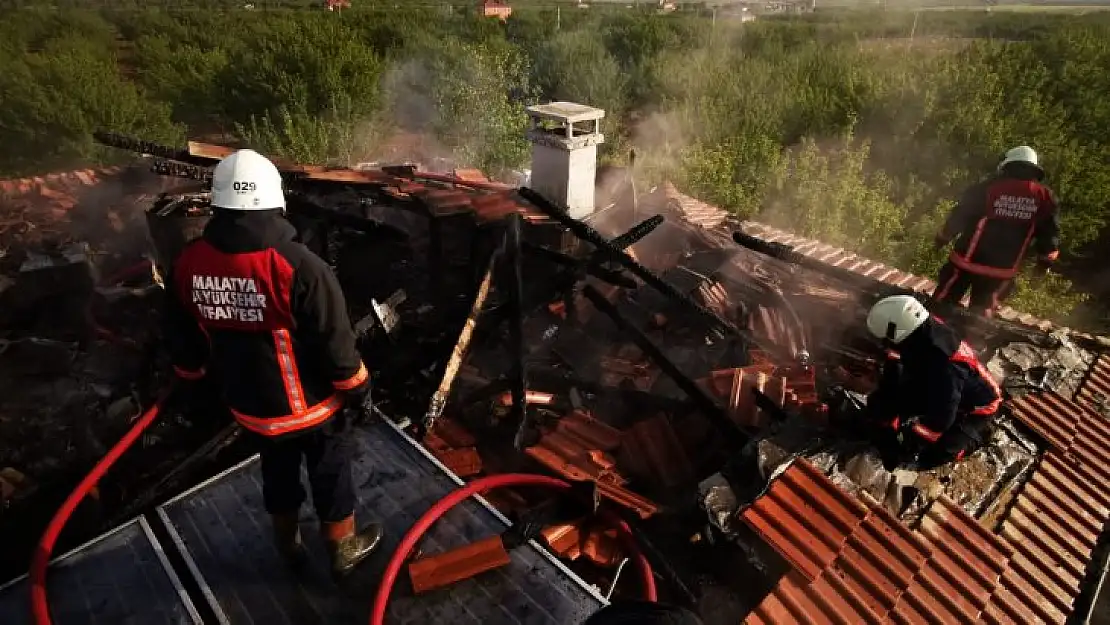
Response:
520,187,786,360
423,247,500,433
581,284,745,448
145,159,408,240
94,132,216,167
504,214,532,450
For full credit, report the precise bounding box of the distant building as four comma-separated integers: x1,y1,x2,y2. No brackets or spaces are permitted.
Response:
325,0,350,11
480,0,512,20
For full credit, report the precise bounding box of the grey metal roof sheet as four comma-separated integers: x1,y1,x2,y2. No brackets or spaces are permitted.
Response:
0,517,202,625
157,419,603,625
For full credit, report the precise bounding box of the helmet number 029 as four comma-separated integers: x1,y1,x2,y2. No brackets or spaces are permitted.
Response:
233,181,257,193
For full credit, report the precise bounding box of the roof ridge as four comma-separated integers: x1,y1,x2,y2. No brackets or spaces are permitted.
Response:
658,182,1108,344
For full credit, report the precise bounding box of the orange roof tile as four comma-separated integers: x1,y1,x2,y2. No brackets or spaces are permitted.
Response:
742,451,1110,624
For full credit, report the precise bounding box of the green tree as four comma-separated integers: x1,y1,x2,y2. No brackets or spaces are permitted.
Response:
0,37,181,174
382,37,533,175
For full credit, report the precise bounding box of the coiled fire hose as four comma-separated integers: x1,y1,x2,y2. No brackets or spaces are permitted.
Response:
370,473,658,625
29,385,174,625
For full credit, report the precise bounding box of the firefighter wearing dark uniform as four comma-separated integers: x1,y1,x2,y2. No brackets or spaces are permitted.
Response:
865,295,1002,470
162,149,382,577
932,145,1061,317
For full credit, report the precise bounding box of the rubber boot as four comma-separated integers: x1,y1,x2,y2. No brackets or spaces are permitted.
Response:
271,513,309,570
322,515,383,579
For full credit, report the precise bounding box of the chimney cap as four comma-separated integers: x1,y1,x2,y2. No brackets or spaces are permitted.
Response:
527,101,605,125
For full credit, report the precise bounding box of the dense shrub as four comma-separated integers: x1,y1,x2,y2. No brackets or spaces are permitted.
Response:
0,4,1105,324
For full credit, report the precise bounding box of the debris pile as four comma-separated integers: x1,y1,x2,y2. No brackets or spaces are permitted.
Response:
42,133,1102,620
0,167,229,579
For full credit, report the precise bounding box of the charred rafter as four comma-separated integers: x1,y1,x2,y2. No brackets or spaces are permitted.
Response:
95,132,216,166
423,248,501,433
145,159,407,241
504,214,531,449
519,187,786,362
581,285,744,447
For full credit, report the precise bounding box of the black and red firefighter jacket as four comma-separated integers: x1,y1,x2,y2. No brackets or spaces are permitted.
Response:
936,171,1060,279
873,317,1002,445
163,210,369,438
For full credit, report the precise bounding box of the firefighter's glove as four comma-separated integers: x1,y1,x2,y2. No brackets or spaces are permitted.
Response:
878,418,926,470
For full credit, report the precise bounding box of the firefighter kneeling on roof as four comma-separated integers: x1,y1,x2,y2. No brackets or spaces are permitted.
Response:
864,295,1003,470
932,145,1061,317
163,148,383,578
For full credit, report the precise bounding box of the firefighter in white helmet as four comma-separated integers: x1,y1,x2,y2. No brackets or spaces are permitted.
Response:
863,295,1002,469
932,145,1061,317
162,149,382,577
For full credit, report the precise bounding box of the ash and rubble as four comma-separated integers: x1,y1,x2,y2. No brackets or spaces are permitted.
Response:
3,125,1104,617
0,168,232,579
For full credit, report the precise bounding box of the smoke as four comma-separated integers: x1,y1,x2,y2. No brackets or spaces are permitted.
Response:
372,58,466,171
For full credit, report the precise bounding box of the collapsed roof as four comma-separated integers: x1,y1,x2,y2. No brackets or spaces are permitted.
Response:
3,129,1108,623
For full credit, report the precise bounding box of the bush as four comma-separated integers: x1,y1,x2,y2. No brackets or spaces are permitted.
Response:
0,5,1102,325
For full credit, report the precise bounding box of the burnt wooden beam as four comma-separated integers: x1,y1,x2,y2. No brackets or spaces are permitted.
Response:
522,243,637,289
519,188,780,358
422,245,501,433
581,285,745,447
504,214,531,449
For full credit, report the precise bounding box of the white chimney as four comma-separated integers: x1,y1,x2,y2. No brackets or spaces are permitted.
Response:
525,102,605,219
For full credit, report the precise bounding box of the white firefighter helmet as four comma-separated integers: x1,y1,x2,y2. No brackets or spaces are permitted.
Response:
998,145,1040,172
210,149,286,211
866,295,929,344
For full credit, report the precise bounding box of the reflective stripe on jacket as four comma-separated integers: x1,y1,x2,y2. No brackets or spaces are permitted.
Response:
881,317,1001,444
941,175,1060,279
163,211,369,438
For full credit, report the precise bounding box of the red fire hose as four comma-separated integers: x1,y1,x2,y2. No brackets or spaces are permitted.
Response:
29,386,174,625
370,473,657,625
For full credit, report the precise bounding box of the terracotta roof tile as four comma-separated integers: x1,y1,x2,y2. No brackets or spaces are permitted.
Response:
741,460,870,581
1008,391,1110,500
915,498,1011,609
1007,391,1081,451
743,449,1110,624
523,428,659,519
1076,353,1110,414
554,410,622,452
174,141,541,225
